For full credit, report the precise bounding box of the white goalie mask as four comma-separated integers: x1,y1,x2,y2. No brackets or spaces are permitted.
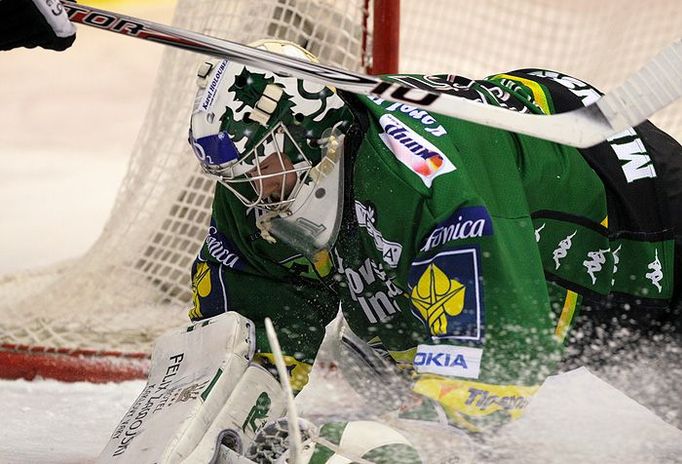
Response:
189,39,354,257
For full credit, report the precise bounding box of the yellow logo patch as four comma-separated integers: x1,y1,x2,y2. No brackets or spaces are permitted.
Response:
189,262,212,320
411,263,466,336
414,375,539,432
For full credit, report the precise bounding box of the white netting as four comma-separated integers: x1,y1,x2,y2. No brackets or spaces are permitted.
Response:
399,0,681,141
0,0,369,355
0,0,680,358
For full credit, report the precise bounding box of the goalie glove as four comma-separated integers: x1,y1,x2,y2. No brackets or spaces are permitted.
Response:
0,0,76,51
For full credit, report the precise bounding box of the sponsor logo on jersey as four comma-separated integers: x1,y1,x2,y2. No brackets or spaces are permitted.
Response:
335,250,404,324
606,128,657,183
420,206,493,252
409,248,484,341
583,247,611,285
552,231,577,270
611,244,622,286
355,201,403,268
464,386,531,412
368,90,447,137
242,392,272,434
534,223,546,242
204,221,244,269
414,377,538,424
378,114,456,187
413,263,466,335
190,255,231,320
413,344,482,379
645,249,664,293
189,261,212,320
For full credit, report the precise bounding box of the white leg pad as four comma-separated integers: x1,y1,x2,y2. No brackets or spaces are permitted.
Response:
96,312,255,464
183,364,287,463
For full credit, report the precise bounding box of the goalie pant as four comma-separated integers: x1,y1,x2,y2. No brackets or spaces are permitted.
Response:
0,0,76,51
190,68,682,431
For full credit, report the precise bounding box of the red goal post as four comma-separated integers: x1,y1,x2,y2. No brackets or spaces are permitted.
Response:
367,0,400,75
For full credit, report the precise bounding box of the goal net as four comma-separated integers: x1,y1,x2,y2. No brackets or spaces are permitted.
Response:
0,0,680,382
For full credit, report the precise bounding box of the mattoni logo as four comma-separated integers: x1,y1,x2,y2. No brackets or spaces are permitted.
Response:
379,114,456,187
413,344,482,379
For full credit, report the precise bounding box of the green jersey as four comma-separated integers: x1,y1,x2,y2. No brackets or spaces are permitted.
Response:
189,69,677,430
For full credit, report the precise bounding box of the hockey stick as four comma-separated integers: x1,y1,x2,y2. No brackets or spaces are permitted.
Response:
264,317,303,464
62,1,682,148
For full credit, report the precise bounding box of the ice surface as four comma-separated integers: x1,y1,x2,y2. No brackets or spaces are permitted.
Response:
0,379,145,464
1,367,681,463
491,368,682,464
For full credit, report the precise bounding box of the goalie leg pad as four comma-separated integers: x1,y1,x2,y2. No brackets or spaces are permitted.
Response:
97,312,255,464
187,363,288,463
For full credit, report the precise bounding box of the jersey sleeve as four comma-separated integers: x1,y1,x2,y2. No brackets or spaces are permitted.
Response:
349,82,568,431
485,69,676,308
189,185,340,373
402,144,562,432
399,69,678,431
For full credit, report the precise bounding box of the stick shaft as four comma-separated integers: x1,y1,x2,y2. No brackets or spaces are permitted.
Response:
62,1,681,148
264,318,302,464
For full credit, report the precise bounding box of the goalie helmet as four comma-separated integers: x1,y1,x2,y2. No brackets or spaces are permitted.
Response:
189,39,354,256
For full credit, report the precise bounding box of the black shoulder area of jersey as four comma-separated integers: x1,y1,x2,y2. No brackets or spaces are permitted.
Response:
505,69,678,238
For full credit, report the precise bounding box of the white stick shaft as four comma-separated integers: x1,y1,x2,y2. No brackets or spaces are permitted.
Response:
264,318,302,464
62,1,682,148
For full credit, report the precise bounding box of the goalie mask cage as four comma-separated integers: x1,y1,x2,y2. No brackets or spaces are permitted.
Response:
0,0,680,383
